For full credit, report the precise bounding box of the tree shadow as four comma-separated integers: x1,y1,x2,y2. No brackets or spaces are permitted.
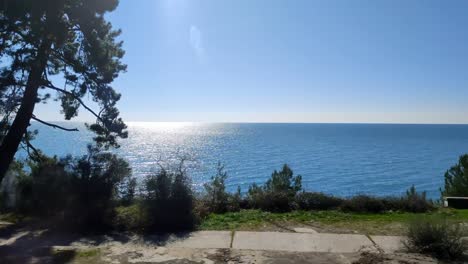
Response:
0,222,194,263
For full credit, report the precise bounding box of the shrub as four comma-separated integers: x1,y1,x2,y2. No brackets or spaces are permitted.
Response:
143,164,196,232
442,154,468,197
380,196,406,211
247,164,302,212
340,186,433,214
405,216,467,260
265,164,302,195
248,189,292,212
66,148,132,230
114,203,147,231
119,175,137,206
227,186,243,212
202,162,231,214
295,192,344,210
403,185,433,213
341,195,385,213
15,147,132,231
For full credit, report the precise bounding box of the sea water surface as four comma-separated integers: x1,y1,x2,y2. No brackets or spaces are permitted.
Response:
18,122,468,199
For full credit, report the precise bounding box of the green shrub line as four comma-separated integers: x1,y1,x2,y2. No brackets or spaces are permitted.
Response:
0,160,456,233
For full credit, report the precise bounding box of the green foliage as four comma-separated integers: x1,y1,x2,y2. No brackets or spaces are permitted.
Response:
114,203,147,231
265,164,302,195
341,186,433,214
247,164,302,212
0,0,128,184
143,165,196,231
341,195,386,213
65,146,132,230
405,216,467,260
0,0,127,146
15,147,132,231
200,162,242,215
442,154,468,197
403,185,434,213
203,162,230,213
295,192,344,210
119,175,137,206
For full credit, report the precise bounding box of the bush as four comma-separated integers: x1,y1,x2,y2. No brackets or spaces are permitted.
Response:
403,185,433,213
248,188,292,212
143,164,196,232
119,175,137,206
15,147,132,231
442,154,468,197
295,192,344,210
405,216,467,260
247,164,302,212
66,148,132,230
340,186,433,214
114,203,147,231
341,195,385,213
201,162,231,214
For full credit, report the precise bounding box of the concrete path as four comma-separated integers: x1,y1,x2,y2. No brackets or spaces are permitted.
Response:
163,231,405,254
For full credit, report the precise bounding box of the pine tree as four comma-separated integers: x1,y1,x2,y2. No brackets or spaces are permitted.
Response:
0,0,127,181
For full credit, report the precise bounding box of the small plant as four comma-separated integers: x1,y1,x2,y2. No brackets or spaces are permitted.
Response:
405,216,467,260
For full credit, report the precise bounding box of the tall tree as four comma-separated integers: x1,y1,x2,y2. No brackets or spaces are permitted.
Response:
0,0,127,181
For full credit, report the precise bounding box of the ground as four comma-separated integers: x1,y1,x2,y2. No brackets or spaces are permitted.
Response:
1,209,468,263
0,227,440,264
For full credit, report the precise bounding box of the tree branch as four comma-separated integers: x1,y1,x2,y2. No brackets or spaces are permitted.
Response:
31,115,79,131
24,138,42,162
43,82,103,122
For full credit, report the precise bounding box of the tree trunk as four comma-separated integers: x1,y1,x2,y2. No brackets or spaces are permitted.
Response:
0,40,51,182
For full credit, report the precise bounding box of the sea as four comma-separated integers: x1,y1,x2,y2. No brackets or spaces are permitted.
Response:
16,122,468,199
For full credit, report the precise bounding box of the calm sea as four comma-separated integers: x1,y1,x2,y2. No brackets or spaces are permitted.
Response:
17,122,468,199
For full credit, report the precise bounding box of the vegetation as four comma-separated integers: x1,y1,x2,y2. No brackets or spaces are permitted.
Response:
200,208,468,235
142,161,196,231
295,192,343,211
405,216,467,260
196,162,242,218
442,154,468,197
0,0,127,182
340,187,433,214
14,147,133,231
247,164,302,212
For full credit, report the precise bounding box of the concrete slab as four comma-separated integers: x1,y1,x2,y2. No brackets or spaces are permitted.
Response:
232,231,374,253
166,231,232,249
293,227,318,234
370,236,405,253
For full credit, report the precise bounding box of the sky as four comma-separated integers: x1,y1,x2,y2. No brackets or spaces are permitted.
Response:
36,0,468,123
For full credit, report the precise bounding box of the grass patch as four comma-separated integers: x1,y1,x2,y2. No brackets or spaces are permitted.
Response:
200,209,468,235
75,248,101,258
52,248,101,264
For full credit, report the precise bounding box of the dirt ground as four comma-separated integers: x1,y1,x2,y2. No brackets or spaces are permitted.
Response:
0,222,444,264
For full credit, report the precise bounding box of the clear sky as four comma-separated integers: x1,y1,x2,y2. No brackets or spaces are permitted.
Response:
36,0,468,123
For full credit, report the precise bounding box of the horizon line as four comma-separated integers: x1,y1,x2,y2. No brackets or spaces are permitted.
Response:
36,120,468,126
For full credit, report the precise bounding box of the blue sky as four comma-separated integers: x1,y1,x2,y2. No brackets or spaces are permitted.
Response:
37,0,468,123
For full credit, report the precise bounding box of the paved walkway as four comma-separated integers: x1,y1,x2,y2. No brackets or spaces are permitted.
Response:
163,230,405,254
1,228,438,263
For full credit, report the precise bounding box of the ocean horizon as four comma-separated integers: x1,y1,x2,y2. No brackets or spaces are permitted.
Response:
17,122,468,199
